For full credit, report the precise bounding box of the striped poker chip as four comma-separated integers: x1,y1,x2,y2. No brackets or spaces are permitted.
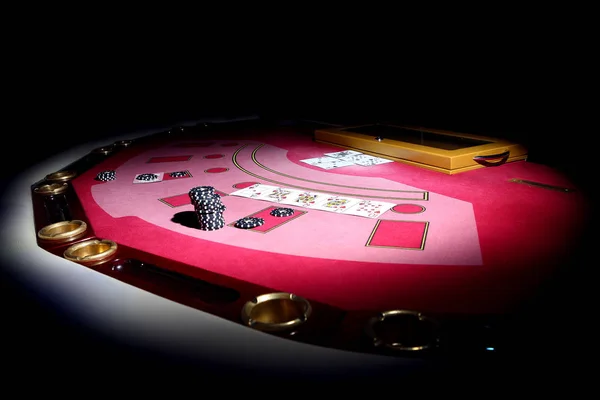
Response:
270,207,294,217
169,171,188,178
96,170,116,181
234,217,264,229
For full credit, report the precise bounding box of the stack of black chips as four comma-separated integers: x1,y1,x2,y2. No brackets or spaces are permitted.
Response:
96,170,116,181
188,186,226,231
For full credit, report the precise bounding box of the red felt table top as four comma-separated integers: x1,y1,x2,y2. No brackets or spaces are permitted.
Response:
71,128,590,314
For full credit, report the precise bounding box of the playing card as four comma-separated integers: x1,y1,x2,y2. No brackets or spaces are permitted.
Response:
256,187,300,203
312,195,361,213
133,172,164,183
299,157,355,169
323,150,363,158
343,200,395,218
279,190,327,208
330,153,394,166
345,154,394,166
230,183,278,199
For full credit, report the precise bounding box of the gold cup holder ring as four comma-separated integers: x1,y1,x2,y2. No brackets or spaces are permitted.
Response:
33,182,69,196
64,239,117,266
365,310,439,352
241,292,312,333
91,146,114,155
45,170,77,183
114,139,133,147
38,220,87,243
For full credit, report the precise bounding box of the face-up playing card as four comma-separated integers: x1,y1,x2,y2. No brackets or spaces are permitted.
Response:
312,195,361,213
324,150,363,159
343,200,395,218
328,153,394,166
299,157,355,170
133,172,164,183
230,184,278,199
344,154,394,166
255,187,301,203
279,190,327,208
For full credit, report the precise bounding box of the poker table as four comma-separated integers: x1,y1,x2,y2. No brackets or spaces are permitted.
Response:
3,117,592,381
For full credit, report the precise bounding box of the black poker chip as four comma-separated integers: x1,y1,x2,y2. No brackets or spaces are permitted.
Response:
136,173,158,181
170,171,188,178
190,196,221,206
270,207,294,217
198,218,225,226
190,197,220,205
190,194,220,202
189,186,215,196
96,170,116,181
197,213,225,222
234,217,264,229
195,208,226,215
193,200,225,210
198,217,225,231
193,197,222,206
199,215,225,222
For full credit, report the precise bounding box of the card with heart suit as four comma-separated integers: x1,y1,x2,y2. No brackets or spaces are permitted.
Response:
230,184,278,199
343,199,395,218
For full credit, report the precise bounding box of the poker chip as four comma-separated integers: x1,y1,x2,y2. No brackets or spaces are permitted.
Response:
190,193,219,202
136,173,158,181
191,194,220,202
197,212,225,221
193,198,223,206
189,187,218,201
189,186,215,195
270,207,294,217
194,204,226,213
198,223,225,231
96,170,116,182
193,199,224,207
197,214,225,231
234,217,264,229
169,171,188,178
198,216,225,224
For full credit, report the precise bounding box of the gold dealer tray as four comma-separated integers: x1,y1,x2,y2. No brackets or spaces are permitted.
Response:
314,124,528,174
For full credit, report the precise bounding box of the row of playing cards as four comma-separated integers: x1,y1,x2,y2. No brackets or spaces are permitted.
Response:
230,184,395,218
300,150,394,170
